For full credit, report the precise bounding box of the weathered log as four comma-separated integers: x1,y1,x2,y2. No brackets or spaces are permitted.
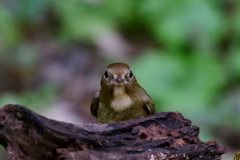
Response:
0,104,228,160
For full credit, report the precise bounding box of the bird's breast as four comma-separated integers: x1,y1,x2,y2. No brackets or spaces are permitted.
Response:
110,86,132,112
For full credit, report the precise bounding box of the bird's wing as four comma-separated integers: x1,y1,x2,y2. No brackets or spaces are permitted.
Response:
144,96,156,115
90,92,100,117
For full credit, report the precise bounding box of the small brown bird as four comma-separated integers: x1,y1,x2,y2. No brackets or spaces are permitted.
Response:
91,63,156,124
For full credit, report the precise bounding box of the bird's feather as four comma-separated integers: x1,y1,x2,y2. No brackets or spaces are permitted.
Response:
144,95,156,115
90,92,99,117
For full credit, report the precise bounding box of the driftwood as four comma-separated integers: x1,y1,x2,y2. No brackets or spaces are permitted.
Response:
0,104,228,160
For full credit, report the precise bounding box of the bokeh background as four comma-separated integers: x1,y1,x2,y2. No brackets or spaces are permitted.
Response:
0,0,239,159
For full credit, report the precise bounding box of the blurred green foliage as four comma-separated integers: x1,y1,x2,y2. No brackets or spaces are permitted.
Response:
0,0,239,156
0,83,58,111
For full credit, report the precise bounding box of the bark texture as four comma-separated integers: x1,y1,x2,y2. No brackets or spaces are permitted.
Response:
0,104,228,160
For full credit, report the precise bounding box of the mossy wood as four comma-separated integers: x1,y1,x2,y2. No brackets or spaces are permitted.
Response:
0,104,228,160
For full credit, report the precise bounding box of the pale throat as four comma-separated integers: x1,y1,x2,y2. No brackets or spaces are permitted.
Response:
111,86,132,112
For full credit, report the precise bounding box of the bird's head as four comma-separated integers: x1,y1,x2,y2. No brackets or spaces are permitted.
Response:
101,63,137,88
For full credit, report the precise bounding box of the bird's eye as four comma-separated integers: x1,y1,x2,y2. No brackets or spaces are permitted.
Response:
129,71,133,78
104,71,109,78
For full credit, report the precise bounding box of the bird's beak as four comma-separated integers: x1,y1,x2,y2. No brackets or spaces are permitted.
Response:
114,77,125,84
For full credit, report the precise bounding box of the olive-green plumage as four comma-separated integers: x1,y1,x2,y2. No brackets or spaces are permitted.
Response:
90,63,156,124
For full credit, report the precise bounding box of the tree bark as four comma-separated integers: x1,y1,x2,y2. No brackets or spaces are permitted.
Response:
0,104,228,160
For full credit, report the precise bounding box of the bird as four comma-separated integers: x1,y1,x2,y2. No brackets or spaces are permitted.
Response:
90,62,156,124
